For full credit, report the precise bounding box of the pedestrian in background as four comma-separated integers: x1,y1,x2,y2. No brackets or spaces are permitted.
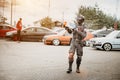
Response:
16,18,22,42
65,15,87,73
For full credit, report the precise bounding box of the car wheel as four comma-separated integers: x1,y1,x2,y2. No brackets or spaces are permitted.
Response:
103,43,112,51
52,39,60,46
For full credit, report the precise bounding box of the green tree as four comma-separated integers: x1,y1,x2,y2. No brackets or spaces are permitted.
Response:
40,16,55,29
0,0,8,24
0,15,7,24
77,6,116,29
117,20,120,30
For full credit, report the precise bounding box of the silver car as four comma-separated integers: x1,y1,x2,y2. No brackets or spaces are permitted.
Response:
10,27,57,42
90,30,120,51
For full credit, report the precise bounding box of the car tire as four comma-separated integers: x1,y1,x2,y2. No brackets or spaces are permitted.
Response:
103,43,112,51
52,39,60,46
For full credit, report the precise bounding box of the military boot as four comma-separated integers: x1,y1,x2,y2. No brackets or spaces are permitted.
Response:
76,68,80,73
76,57,81,73
66,61,73,73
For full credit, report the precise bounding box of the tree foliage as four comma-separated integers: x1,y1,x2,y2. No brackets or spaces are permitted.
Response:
117,20,120,30
77,6,120,29
0,15,7,24
40,16,55,29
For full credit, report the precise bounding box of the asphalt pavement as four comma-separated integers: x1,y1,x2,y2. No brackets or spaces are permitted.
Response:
0,39,120,80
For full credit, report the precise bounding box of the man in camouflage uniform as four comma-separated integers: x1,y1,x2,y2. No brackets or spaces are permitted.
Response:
65,15,87,73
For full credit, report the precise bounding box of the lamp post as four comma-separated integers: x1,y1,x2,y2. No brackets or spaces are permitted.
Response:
10,0,13,25
62,8,69,26
48,0,50,17
62,11,64,23
3,0,5,16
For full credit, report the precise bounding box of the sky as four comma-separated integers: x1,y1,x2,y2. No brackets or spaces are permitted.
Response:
1,0,120,26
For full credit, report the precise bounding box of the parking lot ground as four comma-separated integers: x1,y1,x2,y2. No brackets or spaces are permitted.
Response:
0,39,120,80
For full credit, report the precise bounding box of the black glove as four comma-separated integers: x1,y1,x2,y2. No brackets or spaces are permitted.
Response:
65,27,72,34
65,26,69,30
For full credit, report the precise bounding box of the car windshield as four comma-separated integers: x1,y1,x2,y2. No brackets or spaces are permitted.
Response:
106,31,118,38
57,30,66,36
52,27,64,32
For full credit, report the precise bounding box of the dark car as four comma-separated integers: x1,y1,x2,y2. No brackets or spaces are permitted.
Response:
0,24,16,37
11,27,57,42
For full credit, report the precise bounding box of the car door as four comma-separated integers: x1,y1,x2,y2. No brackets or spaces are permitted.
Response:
0,25,14,37
36,28,52,41
21,27,36,41
0,26,4,37
113,32,120,49
61,31,72,44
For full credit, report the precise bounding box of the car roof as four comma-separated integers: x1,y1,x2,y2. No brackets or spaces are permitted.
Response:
0,24,16,29
92,29,111,34
0,24,13,27
23,26,54,32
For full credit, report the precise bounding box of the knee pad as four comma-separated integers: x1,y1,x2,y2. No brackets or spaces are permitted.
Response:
69,56,73,61
69,53,74,60
69,56,74,62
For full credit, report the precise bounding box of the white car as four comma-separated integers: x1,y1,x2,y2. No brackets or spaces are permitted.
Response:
90,30,120,51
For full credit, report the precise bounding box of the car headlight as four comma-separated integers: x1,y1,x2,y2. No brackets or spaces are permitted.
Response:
90,40,96,44
90,40,102,44
6,32,12,36
42,38,46,42
96,41,102,44
93,40,102,44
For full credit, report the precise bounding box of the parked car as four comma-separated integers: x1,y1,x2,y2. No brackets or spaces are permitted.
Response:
90,30,120,51
10,27,57,42
43,29,94,46
84,31,94,46
52,27,65,32
6,30,17,37
43,29,72,45
91,29,113,37
0,24,16,37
